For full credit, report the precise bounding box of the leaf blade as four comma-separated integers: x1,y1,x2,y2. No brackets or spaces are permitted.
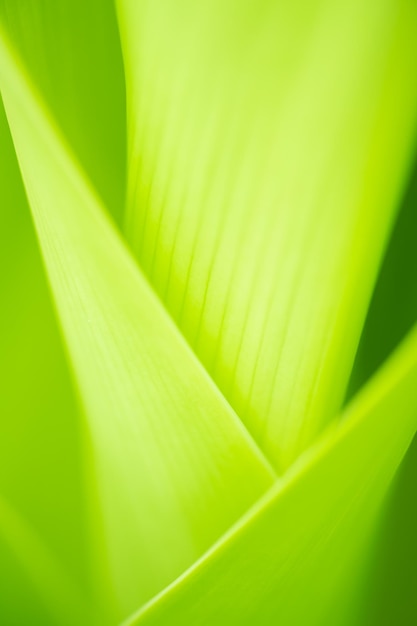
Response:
0,27,275,620
126,322,417,626
118,0,417,470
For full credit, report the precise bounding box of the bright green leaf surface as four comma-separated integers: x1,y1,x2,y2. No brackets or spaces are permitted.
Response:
126,323,417,626
118,0,417,470
0,27,275,620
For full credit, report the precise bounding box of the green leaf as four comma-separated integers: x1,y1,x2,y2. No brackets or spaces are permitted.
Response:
347,156,417,399
126,322,417,626
0,26,275,620
344,156,417,624
0,0,126,223
2,2,417,624
360,433,417,626
118,0,417,470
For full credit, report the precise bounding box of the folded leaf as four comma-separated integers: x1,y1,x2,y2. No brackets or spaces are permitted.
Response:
126,323,417,626
0,27,275,620
118,0,417,470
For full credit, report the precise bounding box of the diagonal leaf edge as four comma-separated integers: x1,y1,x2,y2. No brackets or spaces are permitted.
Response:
0,25,275,619
117,0,417,471
125,321,417,625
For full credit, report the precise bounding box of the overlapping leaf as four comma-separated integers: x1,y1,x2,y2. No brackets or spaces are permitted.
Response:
0,26,274,621
1,1,417,625
126,322,417,626
118,0,417,469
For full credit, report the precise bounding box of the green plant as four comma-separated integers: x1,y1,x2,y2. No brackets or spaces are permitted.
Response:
1,1,416,624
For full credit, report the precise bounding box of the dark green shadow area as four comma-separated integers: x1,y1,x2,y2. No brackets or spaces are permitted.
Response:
361,431,417,626
347,150,417,400
346,148,417,625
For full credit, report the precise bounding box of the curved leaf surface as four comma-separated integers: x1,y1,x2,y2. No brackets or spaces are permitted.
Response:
0,29,275,620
